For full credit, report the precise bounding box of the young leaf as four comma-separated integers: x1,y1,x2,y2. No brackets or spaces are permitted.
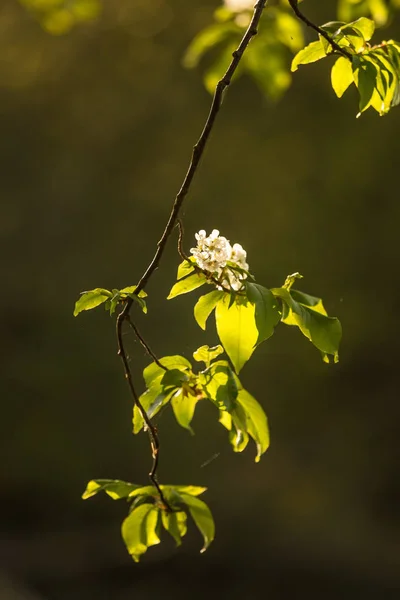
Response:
245,283,281,345
352,56,378,114
143,356,192,388
176,258,195,279
161,510,187,546
82,479,141,500
215,295,258,373
290,290,327,315
121,504,160,562
171,388,199,434
73,288,112,316
133,385,175,434
194,290,224,330
272,287,342,362
193,344,224,366
291,40,327,72
167,272,208,299
179,493,215,553
201,360,238,412
237,389,270,463
331,56,354,97
343,17,375,42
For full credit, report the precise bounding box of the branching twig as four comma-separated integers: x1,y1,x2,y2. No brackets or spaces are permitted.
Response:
115,0,269,508
126,316,167,371
116,317,172,511
288,0,352,60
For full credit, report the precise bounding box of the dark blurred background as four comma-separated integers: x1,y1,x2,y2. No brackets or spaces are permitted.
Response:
1,0,400,598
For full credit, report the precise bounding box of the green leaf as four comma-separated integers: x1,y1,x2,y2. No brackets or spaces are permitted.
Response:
237,389,269,463
161,369,189,388
201,360,238,412
176,258,196,280
193,344,224,366
161,510,187,546
167,272,208,299
179,493,215,553
331,56,354,97
272,287,342,361
215,294,258,373
183,22,239,69
245,40,292,100
352,56,378,114
290,290,327,315
143,356,192,388
82,479,141,500
291,40,327,72
133,385,175,434
121,504,160,562
127,484,207,502
194,290,224,330
171,388,199,434
344,17,375,42
73,288,112,316
245,283,281,345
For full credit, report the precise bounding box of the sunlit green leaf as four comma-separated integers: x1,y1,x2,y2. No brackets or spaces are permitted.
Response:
215,295,258,373
237,389,269,462
193,344,224,366
167,272,208,299
245,283,281,345
161,369,189,388
143,356,192,388
171,388,199,434
291,40,327,72
290,290,327,315
201,360,238,412
331,56,354,97
121,504,160,562
194,290,224,330
272,287,342,361
82,479,141,500
179,493,215,553
346,17,375,41
161,510,187,546
73,288,112,316
352,55,378,114
176,258,196,280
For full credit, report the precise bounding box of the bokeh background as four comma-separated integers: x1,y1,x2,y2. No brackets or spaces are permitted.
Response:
1,0,400,598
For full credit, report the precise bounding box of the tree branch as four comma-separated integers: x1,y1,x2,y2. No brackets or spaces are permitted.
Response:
115,0,268,507
288,0,352,60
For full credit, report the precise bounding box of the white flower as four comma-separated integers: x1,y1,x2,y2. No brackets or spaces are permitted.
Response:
224,0,254,13
190,229,249,291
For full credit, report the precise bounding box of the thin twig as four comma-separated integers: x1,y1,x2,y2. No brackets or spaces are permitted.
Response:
116,317,172,511
288,0,352,60
115,0,268,506
126,316,167,371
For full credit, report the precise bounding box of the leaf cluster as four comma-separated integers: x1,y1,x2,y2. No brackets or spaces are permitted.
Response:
292,17,400,116
82,480,214,562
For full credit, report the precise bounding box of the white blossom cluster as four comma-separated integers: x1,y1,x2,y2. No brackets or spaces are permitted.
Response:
190,229,249,291
224,0,254,13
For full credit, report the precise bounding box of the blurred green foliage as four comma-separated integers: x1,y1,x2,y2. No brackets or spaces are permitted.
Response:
19,0,100,34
